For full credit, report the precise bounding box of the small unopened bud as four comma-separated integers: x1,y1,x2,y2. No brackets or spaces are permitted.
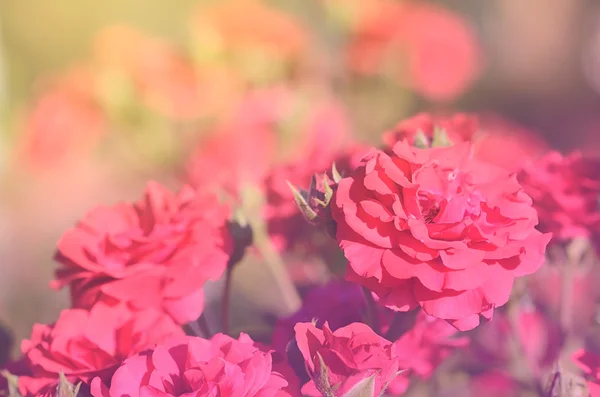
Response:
413,130,429,149
0,370,22,397
287,181,318,221
288,172,338,238
431,127,453,147
226,209,253,268
331,162,343,184
56,372,81,397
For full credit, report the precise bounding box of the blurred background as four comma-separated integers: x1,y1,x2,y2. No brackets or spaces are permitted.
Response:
1,0,600,348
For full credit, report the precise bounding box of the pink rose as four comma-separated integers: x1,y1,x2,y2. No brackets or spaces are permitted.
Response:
382,113,479,149
383,113,548,172
91,334,296,397
519,151,600,241
271,280,366,354
52,181,232,324
294,322,400,396
18,303,183,397
331,138,551,330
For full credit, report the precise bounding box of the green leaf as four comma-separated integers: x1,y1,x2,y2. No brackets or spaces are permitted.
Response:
342,373,377,397
0,370,22,397
314,352,336,397
413,130,429,148
314,175,334,207
331,162,343,184
56,371,81,397
431,127,452,147
377,369,408,397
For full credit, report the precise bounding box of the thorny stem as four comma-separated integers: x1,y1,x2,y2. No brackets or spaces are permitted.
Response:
362,287,382,335
221,266,233,335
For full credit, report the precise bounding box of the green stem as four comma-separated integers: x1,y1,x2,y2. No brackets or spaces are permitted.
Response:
185,315,211,338
240,185,301,315
362,287,381,335
385,309,419,341
221,265,233,335
253,227,301,314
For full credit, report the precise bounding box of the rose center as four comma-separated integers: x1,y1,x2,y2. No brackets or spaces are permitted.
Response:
418,192,442,223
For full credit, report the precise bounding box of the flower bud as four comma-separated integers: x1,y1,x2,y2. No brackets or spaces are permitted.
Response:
226,208,253,268
287,165,338,238
56,372,81,397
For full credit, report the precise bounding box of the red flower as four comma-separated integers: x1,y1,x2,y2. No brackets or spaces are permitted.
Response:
383,113,548,172
348,2,481,102
387,311,468,394
471,302,561,373
18,303,183,397
573,349,600,396
383,113,479,147
91,334,296,397
52,181,232,324
331,139,551,330
529,264,600,332
294,322,400,396
18,68,106,171
519,151,600,241
271,280,366,354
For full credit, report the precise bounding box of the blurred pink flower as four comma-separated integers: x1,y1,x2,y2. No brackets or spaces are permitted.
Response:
17,68,106,171
471,304,562,374
573,349,600,397
529,264,600,333
383,112,549,172
348,2,481,101
387,311,468,395
519,151,600,241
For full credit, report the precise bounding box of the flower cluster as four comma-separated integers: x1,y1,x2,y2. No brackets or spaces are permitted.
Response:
6,100,600,395
4,1,600,396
